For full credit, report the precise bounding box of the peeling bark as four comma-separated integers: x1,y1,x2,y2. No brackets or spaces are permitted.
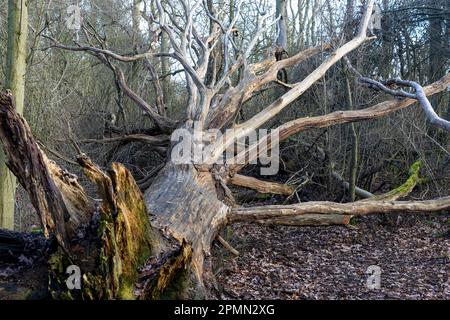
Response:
0,91,92,250
144,163,229,298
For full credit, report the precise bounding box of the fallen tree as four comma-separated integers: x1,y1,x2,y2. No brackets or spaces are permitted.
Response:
0,0,449,299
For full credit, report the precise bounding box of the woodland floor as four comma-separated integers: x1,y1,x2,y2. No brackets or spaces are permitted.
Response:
213,212,450,300
3,186,450,300
1,210,449,300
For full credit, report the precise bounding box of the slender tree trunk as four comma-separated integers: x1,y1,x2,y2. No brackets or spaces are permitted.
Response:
132,0,142,49
427,1,445,140
344,76,358,202
160,32,171,110
343,0,358,202
380,0,393,78
0,0,28,229
428,1,445,83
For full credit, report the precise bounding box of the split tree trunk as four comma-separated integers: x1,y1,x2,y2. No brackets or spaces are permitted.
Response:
0,91,229,299
143,163,229,298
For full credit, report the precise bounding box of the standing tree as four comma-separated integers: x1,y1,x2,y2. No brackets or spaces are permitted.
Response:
0,0,449,299
0,0,28,229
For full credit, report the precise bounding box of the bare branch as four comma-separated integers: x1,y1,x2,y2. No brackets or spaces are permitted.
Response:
115,68,178,132
228,174,294,196
232,214,352,227
230,196,450,223
43,34,168,62
81,134,170,146
345,57,450,131
207,44,330,129
229,73,450,168
216,235,240,256
377,78,450,131
206,0,376,163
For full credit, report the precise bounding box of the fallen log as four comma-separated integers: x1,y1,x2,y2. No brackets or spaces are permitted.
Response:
230,197,450,223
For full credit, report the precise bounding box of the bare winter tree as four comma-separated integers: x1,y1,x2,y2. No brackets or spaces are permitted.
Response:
0,0,449,299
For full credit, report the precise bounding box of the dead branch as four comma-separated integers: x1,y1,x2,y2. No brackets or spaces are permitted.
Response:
206,0,376,163
230,196,450,223
44,36,177,133
37,141,79,166
43,34,166,62
363,160,423,201
236,214,352,227
367,78,450,131
207,44,329,129
228,174,294,196
81,134,170,146
114,68,178,132
331,171,374,199
345,57,450,131
216,235,239,256
229,73,450,168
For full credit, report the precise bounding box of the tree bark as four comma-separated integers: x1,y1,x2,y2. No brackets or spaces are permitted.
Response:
229,174,294,196
143,163,229,298
231,197,450,223
0,0,28,230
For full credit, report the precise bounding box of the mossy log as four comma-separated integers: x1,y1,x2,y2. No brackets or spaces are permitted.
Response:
364,160,423,202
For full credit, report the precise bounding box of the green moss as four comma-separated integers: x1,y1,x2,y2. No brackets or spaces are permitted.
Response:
256,193,271,200
391,160,421,192
47,163,155,300
118,279,135,300
225,226,234,238
374,160,423,201
31,227,43,234
48,253,65,274
349,216,358,225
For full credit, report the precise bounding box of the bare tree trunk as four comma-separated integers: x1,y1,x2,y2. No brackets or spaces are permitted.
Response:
160,32,171,110
380,0,393,78
427,0,446,140
344,76,358,202
132,0,143,49
0,0,28,229
143,163,229,298
343,0,359,202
